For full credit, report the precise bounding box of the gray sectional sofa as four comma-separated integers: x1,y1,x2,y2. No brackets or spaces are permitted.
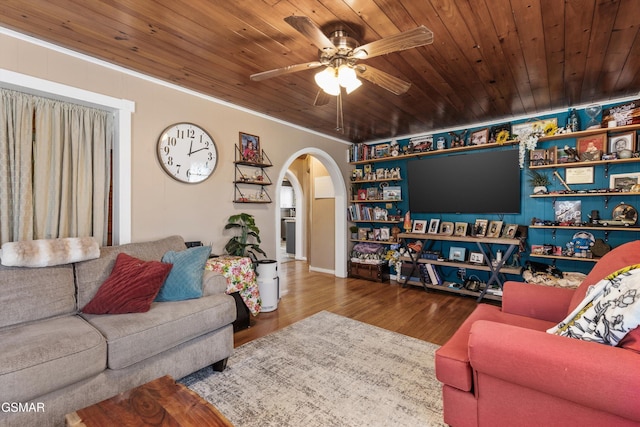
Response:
0,235,236,427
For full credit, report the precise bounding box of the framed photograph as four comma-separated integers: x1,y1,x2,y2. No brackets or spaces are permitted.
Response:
428,219,440,234
454,222,468,237
512,118,558,138
449,247,466,262
474,219,489,237
439,221,454,236
469,251,484,264
366,187,378,200
373,229,381,241
239,132,260,163
382,186,401,200
577,133,606,161
610,172,640,191
380,227,390,241
565,166,594,184
352,169,363,180
363,164,372,175
375,168,386,180
470,128,489,145
529,149,547,166
608,132,636,154
357,189,367,200
486,220,503,238
412,220,427,233
357,228,369,240
502,224,518,238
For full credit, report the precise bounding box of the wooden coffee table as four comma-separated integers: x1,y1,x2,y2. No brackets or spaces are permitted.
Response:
65,375,233,426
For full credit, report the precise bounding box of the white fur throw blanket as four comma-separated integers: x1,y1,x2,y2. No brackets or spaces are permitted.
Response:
0,237,100,267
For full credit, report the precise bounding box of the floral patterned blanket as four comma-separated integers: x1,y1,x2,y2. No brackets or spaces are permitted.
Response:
205,256,261,315
548,264,640,345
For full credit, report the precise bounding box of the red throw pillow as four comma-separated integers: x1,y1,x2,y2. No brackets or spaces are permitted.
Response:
82,253,172,314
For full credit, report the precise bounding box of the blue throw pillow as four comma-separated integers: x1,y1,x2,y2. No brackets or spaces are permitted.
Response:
156,245,211,301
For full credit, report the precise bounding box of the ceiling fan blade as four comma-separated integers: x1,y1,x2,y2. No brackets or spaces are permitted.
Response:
285,16,337,55
356,65,412,95
250,61,322,81
352,26,433,60
313,89,330,106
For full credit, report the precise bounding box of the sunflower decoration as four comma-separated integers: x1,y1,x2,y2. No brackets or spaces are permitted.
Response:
496,129,510,145
543,122,558,136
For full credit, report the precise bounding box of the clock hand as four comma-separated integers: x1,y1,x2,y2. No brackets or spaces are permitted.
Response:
188,140,193,156
189,147,209,155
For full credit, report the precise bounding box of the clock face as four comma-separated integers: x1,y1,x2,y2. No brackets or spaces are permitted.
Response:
157,123,218,183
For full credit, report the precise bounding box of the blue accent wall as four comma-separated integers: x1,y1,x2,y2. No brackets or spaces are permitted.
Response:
352,106,640,283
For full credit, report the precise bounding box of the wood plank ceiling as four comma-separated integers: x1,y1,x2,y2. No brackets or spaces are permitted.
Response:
1,0,639,143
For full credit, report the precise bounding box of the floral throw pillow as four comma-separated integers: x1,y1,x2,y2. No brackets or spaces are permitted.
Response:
547,264,640,346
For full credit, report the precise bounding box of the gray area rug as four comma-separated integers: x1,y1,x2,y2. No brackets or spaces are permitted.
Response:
180,311,445,426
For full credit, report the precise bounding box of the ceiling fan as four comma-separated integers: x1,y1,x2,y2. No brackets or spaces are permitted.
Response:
250,16,434,131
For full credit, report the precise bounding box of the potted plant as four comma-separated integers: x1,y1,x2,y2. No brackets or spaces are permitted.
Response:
349,225,358,239
224,213,266,261
527,170,551,194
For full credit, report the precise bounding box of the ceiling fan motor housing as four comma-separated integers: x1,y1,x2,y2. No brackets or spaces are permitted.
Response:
320,30,360,66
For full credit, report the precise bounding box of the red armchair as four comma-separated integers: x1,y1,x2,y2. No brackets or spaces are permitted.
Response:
435,240,640,427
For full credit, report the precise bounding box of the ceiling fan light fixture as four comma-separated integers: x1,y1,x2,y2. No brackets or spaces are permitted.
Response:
337,65,362,94
314,67,340,95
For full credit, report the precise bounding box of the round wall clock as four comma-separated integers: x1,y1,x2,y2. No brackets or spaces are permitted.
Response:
156,122,218,183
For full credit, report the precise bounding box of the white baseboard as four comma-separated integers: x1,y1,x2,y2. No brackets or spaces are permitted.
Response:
309,266,335,275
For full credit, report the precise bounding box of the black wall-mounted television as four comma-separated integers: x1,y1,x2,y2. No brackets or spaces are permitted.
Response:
407,149,521,214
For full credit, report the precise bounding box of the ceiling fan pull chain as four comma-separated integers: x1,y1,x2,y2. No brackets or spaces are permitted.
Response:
336,90,344,132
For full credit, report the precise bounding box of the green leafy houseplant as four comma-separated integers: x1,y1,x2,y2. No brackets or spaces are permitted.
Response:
224,213,266,260
527,170,551,194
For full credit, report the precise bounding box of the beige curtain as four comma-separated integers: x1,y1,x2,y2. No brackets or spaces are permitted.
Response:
0,88,112,245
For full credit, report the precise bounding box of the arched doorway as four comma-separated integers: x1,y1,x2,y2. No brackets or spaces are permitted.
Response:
274,148,348,284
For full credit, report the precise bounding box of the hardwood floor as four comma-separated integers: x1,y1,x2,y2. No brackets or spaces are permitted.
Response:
234,260,495,347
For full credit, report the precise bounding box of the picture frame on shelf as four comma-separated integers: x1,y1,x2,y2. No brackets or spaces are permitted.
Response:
469,251,484,264
439,221,454,236
486,221,503,238
412,220,427,233
470,128,489,145
502,224,519,238
489,123,511,143
380,227,390,241
357,189,367,200
609,172,640,191
608,132,636,155
512,118,557,139
367,187,378,200
449,247,466,262
373,229,381,241
239,132,260,163
576,133,606,161
554,200,582,224
428,219,440,234
375,168,386,180
454,222,468,237
529,149,547,166
473,219,489,237
352,169,363,180
382,186,402,200
357,228,370,240
364,164,372,175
